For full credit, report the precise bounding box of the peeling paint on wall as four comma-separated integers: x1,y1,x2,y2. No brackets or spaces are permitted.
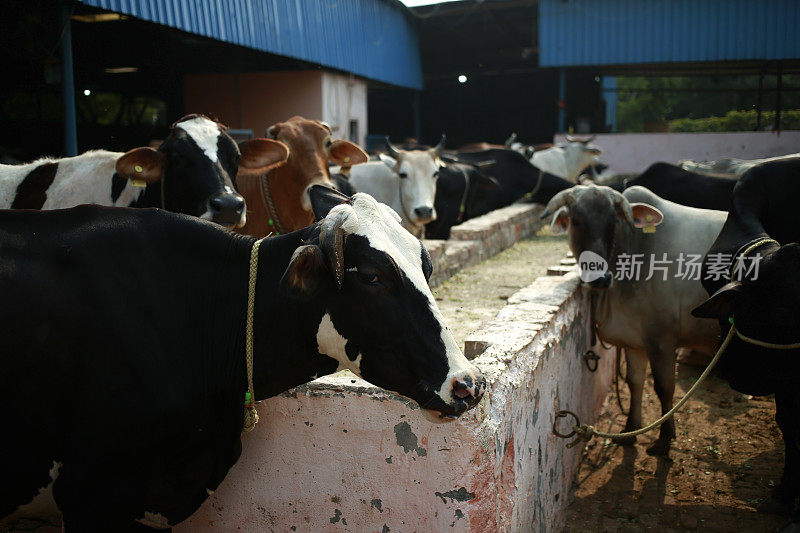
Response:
434,487,475,504
393,422,427,457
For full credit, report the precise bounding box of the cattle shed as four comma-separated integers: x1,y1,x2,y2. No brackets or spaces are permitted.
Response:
407,0,800,146
0,0,422,160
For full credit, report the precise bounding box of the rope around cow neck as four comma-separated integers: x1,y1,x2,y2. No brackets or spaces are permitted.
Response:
242,237,266,432
456,166,471,222
262,173,287,236
523,169,545,201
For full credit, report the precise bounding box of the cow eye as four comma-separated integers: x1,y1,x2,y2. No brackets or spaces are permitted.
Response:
398,172,408,179
356,270,384,287
325,139,332,148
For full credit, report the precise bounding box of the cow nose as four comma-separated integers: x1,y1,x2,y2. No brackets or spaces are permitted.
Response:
449,370,486,413
208,193,245,216
589,271,613,289
414,206,434,221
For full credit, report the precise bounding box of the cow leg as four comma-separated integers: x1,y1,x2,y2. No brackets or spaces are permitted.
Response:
760,390,800,518
645,341,677,456
614,348,648,446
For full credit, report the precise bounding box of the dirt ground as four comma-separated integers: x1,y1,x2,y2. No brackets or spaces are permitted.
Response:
563,361,788,532
433,227,569,348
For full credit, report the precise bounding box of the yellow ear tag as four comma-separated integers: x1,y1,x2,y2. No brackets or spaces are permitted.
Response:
343,156,350,163
131,179,146,188
642,214,656,233
134,165,143,173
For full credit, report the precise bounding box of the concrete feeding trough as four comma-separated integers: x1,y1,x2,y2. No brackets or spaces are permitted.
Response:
179,270,614,532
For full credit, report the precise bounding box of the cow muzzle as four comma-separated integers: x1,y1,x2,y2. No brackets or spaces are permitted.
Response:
423,368,487,423
584,271,613,289
203,192,246,228
412,206,436,224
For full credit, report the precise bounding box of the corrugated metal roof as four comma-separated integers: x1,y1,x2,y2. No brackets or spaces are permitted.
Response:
539,0,800,68
79,0,423,89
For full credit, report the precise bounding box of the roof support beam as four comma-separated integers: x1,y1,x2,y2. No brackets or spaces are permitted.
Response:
61,0,78,156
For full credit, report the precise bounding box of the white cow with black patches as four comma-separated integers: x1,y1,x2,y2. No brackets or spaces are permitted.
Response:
311,191,483,421
0,115,289,229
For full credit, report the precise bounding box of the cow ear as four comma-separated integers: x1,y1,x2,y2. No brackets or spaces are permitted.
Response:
691,281,742,319
550,206,570,234
280,245,327,301
328,140,368,167
630,203,664,229
239,139,289,173
116,147,167,183
378,153,397,170
309,184,350,221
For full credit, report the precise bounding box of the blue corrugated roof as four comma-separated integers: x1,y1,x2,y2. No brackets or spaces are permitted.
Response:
539,0,800,68
79,0,423,89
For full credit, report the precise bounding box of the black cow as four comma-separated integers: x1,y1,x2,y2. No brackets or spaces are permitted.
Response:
426,148,574,239
624,162,736,212
331,172,358,196
0,186,485,530
0,114,289,229
693,158,800,524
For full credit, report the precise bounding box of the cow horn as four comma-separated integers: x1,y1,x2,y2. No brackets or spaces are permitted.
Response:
607,189,634,226
319,209,348,289
385,136,400,158
433,134,446,155
540,188,577,219
504,132,518,148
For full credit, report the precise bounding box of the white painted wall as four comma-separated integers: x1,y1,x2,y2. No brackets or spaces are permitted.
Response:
322,72,368,147
555,131,800,174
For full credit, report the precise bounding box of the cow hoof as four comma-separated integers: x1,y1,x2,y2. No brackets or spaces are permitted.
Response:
612,435,636,446
645,439,671,457
757,495,794,516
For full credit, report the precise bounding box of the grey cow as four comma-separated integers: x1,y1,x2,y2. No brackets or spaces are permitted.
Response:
543,185,725,455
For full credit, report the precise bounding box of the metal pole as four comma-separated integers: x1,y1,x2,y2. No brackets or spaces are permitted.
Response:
557,69,566,133
60,0,78,156
775,61,783,132
755,66,764,131
413,90,421,141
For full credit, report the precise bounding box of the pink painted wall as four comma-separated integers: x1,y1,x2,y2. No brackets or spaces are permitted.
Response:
556,131,800,174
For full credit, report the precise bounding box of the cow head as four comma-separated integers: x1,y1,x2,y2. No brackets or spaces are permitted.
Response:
378,135,445,227
541,184,663,288
693,242,799,342
116,114,288,228
280,185,486,422
562,135,603,181
266,116,368,215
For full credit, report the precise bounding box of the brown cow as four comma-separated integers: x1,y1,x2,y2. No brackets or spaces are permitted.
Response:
235,116,368,237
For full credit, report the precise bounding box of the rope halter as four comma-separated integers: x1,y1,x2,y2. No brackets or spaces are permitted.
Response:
243,237,266,432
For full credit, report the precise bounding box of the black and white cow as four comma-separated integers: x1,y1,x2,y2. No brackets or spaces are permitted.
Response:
0,186,485,531
693,158,800,523
0,114,288,228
